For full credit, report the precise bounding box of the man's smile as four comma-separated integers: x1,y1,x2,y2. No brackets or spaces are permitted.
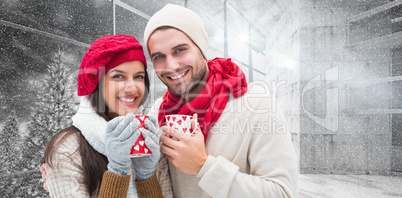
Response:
166,69,190,81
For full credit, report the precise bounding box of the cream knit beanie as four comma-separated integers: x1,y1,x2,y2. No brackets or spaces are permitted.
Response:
144,4,209,59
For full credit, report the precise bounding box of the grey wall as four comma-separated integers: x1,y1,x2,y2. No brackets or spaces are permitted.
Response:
266,0,402,175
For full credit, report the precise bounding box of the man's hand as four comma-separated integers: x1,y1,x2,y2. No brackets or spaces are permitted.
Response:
40,163,48,191
160,114,208,175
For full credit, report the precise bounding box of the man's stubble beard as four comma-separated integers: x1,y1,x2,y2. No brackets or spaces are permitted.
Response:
163,52,208,97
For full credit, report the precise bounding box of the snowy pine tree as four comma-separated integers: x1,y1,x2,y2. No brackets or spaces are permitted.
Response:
0,110,20,173
0,111,22,197
16,50,77,197
24,50,76,169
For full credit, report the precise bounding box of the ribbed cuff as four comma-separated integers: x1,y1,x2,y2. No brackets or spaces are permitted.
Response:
135,175,163,198
197,156,240,198
99,171,131,198
197,155,216,179
107,163,129,175
136,171,155,182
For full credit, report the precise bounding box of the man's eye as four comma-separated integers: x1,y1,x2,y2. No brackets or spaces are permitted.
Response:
154,54,165,60
176,48,184,53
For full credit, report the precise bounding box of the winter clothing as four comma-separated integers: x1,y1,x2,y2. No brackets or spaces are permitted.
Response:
145,4,298,196
99,171,131,197
105,113,142,176
106,112,161,181
158,58,248,142
99,171,161,198
150,83,299,198
44,126,133,197
131,126,161,181
45,97,172,197
44,126,162,198
77,35,147,96
71,97,143,156
134,174,164,198
144,4,209,59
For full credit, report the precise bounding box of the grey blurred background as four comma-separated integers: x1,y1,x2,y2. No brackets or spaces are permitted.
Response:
0,0,401,197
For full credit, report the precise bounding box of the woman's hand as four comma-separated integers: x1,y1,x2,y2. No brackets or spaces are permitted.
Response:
131,116,161,181
105,113,141,175
40,163,48,191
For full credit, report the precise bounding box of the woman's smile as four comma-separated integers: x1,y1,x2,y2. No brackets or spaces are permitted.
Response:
118,96,138,107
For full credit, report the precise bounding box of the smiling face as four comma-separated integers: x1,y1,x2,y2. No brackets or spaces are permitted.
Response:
102,60,146,118
148,28,209,99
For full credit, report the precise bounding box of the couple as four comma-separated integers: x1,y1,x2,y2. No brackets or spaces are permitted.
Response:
41,4,298,198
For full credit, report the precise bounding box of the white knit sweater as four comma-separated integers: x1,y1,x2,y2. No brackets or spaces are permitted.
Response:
45,97,173,198
149,83,299,198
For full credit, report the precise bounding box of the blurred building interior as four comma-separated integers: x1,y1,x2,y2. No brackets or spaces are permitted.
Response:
0,0,401,175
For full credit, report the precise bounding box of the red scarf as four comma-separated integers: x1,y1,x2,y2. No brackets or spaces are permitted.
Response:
158,58,248,142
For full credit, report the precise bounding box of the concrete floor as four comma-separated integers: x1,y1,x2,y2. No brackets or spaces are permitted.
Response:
299,174,402,198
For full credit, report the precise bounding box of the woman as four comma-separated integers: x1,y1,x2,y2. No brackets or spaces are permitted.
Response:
42,35,172,197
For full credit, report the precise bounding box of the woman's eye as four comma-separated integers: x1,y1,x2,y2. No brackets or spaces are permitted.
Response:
135,75,145,79
112,75,124,79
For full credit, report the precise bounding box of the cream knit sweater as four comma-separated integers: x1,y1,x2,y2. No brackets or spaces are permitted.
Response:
45,98,173,198
149,83,299,198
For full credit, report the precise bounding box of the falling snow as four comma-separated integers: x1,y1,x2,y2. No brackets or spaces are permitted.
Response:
0,0,401,197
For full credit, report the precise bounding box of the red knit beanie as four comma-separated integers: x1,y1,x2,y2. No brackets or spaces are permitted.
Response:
77,35,147,96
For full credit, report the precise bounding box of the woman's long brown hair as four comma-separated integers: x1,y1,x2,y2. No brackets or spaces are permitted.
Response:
44,71,150,196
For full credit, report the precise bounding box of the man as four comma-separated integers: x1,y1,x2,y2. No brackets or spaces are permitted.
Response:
145,4,298,198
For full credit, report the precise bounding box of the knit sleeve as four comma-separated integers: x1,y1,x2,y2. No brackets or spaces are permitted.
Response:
148,99,174,198
156,154,173,198
97,156,172,198
99,171,131,198
45,133,90,197
135,175,163,198
98,171,164,198
195,85,298,198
